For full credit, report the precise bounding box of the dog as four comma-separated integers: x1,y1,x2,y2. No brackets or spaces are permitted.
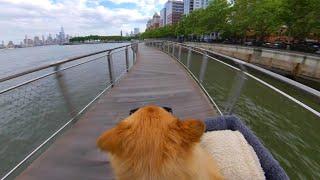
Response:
97,105,223,180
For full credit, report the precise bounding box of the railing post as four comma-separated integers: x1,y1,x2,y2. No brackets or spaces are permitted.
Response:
107,51,114,87
172,44,175,57
125,46,129,72
167,42,170,53
178,45,182,60
224,70,247,114
54,65,76,117
131,45,136,63
313,59,319,77
187,48,192,68
199,52,208,83
135,43,138,54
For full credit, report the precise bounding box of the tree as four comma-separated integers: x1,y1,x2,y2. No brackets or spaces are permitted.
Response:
281,0,320,41
141,0,319,42
249,0,284,41
201,0,230,34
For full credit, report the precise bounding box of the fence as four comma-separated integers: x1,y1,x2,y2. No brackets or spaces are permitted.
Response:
146,41,320,179
187,42,320,80
0,43,138,179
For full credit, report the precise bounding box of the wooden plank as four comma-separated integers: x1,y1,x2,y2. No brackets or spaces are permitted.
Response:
17,44,217,180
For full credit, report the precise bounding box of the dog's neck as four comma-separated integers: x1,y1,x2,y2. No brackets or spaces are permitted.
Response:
109,144,206,180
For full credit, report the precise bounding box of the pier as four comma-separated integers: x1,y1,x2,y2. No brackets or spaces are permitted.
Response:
14,44,216,179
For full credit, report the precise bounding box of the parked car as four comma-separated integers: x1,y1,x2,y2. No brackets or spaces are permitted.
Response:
272,41,287,49
291,42,320,53
262,42,273,48
244,41,253,46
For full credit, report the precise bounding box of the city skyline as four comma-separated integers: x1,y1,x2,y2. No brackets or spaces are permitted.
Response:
0,0,167,43
1,27,71,45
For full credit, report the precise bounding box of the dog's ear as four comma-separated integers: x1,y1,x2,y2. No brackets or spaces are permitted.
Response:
97,127,119,153
179,119,205,143
97,122,130,154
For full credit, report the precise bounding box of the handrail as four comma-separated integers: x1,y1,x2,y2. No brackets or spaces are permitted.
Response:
183,43,320,98
0,43,137,83
0,42,139,180
165,41,320,99
146,40,320,118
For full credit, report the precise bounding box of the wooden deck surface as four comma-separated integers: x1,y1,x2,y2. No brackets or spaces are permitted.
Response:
17,44,216,180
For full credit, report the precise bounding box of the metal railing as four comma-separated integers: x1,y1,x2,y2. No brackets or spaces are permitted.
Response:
146,41,320,117
146,40,320,179
0,43,138,179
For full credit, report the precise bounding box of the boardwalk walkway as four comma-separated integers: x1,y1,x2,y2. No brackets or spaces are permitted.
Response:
18,44,216,179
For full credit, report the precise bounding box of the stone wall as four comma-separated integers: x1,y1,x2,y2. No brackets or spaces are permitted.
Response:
187,43,320,80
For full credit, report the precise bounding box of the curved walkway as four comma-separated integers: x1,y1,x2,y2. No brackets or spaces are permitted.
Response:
17,44,217,179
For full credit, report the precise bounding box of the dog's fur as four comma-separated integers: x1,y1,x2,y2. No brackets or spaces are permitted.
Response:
97,105,223,180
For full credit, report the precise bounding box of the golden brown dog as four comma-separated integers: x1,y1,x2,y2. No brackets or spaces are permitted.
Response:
97,105,223,180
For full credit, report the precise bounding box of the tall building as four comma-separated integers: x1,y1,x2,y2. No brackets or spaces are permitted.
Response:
201,0,209,9
152,13,161,28
134,28,140,35
58,26,66,44
184,0,209,15
165,0,184,25
34,36,41,46
0,41,5,49
184,0,194,14
42,35,45,45
7,41,15,48
146,13,161,30
160,8,167,27
146,19,152,30
47,34,53,44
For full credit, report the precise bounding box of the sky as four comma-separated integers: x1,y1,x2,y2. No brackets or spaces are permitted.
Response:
0,0,167,44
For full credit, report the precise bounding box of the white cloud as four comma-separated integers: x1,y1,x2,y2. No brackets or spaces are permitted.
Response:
0,0,165,43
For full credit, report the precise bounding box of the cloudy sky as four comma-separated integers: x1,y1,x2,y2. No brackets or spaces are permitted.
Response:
0,0,166,43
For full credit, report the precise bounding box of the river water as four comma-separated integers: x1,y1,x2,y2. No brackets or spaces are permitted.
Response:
175,46,320,180
0,43,131,178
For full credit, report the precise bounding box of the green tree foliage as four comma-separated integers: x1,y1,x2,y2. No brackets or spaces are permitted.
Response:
141,0,319,42
70,35,132,43
140,24,177,39
281,0,320,41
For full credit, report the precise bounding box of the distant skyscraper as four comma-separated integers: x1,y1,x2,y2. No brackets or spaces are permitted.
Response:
165,0,184,25
146,13,161,30
160,8,167,27
184,0,209,15
7,41,14,48
34,36,41,46
146,19,152,30
0,40,4,49
47,34,53,44
120,30,123,37
24,35,28,46
184,0,194,14
42,35,45,45
58,26,66,44
134,28,140,35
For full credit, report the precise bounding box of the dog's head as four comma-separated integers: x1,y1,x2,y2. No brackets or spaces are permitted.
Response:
97,105,205,168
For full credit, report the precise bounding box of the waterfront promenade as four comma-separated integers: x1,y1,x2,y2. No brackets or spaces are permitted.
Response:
17,44,216,179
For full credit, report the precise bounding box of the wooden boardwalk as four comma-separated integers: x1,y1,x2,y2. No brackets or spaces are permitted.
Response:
17,44,216,179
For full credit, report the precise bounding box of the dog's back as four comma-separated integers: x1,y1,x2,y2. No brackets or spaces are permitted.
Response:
97,105,223,180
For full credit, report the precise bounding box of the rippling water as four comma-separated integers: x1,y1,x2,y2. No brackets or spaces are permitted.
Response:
0,43,132,178
176,46,320,179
